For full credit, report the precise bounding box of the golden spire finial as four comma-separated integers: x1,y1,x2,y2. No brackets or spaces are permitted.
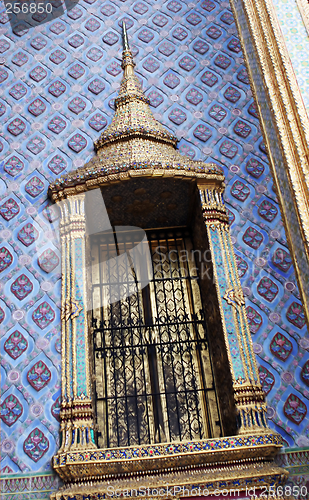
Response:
121,21,135,75
122,21,130,52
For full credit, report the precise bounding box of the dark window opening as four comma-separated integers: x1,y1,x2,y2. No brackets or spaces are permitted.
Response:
91,228,222,448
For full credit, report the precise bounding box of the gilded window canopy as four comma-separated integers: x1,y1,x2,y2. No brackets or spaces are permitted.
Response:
48,24,286,500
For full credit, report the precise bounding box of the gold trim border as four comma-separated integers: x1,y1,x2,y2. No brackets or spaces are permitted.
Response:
230,0,309,328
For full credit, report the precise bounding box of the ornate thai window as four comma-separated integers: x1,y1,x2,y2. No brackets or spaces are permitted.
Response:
49,26,286,499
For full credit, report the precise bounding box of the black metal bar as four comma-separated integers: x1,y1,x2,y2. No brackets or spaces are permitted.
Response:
91,228,222,447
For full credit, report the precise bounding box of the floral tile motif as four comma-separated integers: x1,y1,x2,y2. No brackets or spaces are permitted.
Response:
43,205,59,223
106,61,121,76
1,395,23,426
12,51,28,67
87,47,103,62
148,90,163,108
179,143,195,159
68,97,86,115
201,0,216,11
32,301,55,329
0,247,13,272
270,332,292,362
51,396,61,421
206,26,222,40
30,36,47,50
234,120,251,139
48,154,67,175
11,274,33,300
259,365,275,395
257,277,279,302
49,50,66,65
68,133,87,152
27,361,51,391
85,18,101,31
248,102,258,118
88,78,105,95
168,108,187,125
48,116,66,134
301,361,309,387
143,57,160,73
172,27,188,41
284,394,307,425
7,118,25,136
26,136,46,155
186,13,202,26
68,63,85,79
237,68,250,84
68,6,82,19
0,306,4,324
243,226,263,249
179,56,196,71
101,3,116,16
0,198,20,221
0,39,10,53
25,176,44,197
193,40,209,55
246,306,263,334
0,69,8,83
224,86,241,103
231,180,250,202
219,140,238,159
235,254,248,278
186,88,203,105
153,14,168,27
228,38,242,53
286,302,305,329
163,73,180,89
17,223,39,247
9,83,27,100
89,113,107,132
138,28,154,43
258,199,278,222
4,330,28,359
0,102,6,117
32,12,47,23
201,70,218,87
226,207,235,224
29,66,47,82
221,12,234,25
193,124,212,142
167,0,181,13
272,248,292,273
245,158,264,178
103,31,119,46
209,104,227,121
68,34,84,48
28,99,46,116
38,249,59,273
23,428,49,462
48,80,66,98
50,21,65,34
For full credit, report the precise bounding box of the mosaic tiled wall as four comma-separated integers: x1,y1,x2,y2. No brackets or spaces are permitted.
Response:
0,0,308,486
272,0,309,116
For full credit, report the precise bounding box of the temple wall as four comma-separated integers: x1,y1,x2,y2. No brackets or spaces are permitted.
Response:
0,0,308,497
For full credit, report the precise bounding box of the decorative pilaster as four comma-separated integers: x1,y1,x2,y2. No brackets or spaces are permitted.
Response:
55,195,96,470
199,185,267,434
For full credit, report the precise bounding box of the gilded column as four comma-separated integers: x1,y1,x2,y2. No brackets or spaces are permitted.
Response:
199,184,267,434
55,194,96,472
